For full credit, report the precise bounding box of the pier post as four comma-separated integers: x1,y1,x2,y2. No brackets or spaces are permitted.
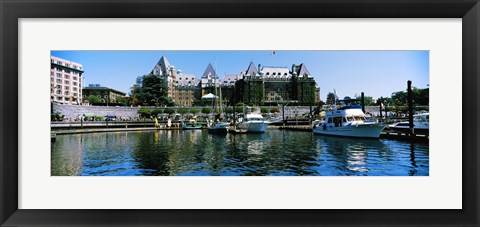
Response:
282,104,285,127
361,92,365,113
379,102,383,118
81,117,83,129
407,80,414,135
385,105,388,119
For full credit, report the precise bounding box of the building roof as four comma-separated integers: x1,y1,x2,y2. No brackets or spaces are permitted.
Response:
82,86,126,96
297,63,312,78
176,73,200,87
151,56,172,76
221,74,240,86
201,63,218,79
51,56,84,73
261,66,291,79
245,62,258,76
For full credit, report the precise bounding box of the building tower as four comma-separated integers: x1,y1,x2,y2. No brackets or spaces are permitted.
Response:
151,56,176,100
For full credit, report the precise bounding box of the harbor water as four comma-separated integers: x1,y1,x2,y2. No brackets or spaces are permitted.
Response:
51,130,429,176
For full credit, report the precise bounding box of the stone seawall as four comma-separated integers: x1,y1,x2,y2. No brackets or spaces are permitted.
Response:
53,103,384,120
53,104,152,120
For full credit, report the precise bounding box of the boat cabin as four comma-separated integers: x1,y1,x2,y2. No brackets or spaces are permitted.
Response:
324,107,367,127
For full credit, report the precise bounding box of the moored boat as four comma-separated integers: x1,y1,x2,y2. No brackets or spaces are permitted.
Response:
313,101,385,138
387,113,429,135
240,113,268,133
207,121,229,133
182,119,202,130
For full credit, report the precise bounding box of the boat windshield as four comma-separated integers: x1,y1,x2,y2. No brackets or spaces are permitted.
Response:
346,116,354,122
414,116,428,123
354,116,365,121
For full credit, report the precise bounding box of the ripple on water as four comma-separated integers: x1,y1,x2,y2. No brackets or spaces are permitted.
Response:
51,130,429,176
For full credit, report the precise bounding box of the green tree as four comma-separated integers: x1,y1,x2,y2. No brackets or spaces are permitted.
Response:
391,91,407,106
201,107,211,115
235,107,244,113
151,108,163,118
364,96,374,106
137,108,151,118
164,108,175,115
225,107,234,114
178,108,189,115
260,107,269,114
189,108,200,115
413,87,429,106
326,92,336,105
116,96,130,106
87,95,101,105
130,74,175,106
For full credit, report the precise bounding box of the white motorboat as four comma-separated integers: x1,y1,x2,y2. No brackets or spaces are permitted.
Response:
313,104,386,138
388,113,429,135
240,113,268,133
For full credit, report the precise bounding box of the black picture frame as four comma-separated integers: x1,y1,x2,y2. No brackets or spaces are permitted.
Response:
1,0,479,226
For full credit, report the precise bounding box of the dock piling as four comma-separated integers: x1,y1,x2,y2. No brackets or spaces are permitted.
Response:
407,80,414,135
361,92,365,113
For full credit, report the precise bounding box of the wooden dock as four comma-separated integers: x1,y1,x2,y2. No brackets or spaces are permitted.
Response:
279,126,312,132
380,132,428,143
279,126,428,143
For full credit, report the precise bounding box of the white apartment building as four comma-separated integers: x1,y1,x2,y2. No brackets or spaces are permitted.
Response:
50,56,84,105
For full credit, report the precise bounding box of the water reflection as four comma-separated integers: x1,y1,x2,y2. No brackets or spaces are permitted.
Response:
51,130,429,176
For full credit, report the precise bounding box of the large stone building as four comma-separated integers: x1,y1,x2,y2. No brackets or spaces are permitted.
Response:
235,62,320,105
147,56,320,107
174,73,201,107
151,56,177,100
50,56,84,105
82,84,127,105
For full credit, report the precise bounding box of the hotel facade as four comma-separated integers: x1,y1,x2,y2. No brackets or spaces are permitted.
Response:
149,56,321,107
50,56,84,105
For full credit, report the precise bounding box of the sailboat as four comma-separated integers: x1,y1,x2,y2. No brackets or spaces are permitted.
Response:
207,65,229,134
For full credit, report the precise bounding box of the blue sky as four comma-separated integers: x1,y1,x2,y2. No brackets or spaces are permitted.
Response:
51,50,429,100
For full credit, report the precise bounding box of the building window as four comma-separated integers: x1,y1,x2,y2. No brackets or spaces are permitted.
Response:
56,73,62,77
56,79,62,83
57,97,62,100
73,82,77,86
73,76,77,81
64,75,69,79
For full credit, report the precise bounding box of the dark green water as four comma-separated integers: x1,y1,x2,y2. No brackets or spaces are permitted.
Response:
51,130,429,176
